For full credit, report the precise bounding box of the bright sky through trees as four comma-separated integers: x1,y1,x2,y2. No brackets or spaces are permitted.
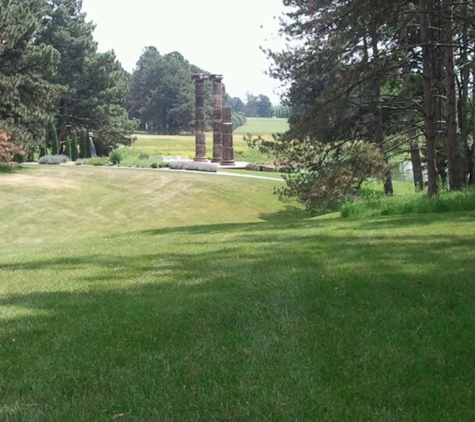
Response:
81,0,287,103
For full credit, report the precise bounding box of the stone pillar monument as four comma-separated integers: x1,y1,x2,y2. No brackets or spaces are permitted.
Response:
221,106,235,165
192,74,208,162
210,74,223,163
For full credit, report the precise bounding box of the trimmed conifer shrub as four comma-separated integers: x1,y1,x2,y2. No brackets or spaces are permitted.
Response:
65,138,72,158
50,125,59,155
71,133,79,161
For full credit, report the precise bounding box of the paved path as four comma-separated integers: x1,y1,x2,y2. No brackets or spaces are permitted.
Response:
22,162,285,182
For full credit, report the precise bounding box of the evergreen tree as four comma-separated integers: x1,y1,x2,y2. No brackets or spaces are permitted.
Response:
0,0,60,154
39,0,136,153
268,0,475,206
128,47,213,134
65,137,72,158
71,132,79,161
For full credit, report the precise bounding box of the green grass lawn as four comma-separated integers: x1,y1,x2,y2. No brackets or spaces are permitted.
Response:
219,169,286,179
233,117,289,136
130,118,289,164
2,165,475,420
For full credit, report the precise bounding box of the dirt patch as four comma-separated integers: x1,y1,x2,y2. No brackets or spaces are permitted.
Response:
1,174,79,190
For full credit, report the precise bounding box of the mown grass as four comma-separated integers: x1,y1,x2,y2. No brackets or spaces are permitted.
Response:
1,165,475,421
233,117,289,136
130,118,289,164
130,133,270,164
219,169,286,179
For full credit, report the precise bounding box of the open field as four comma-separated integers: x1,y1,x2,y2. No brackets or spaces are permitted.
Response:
2,165,475,420
130,118,289,164
233,117,289,136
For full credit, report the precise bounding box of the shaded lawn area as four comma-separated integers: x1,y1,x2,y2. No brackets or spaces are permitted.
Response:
2,210,475,420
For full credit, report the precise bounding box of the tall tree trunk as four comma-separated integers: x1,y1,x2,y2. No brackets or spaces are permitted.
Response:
443,0,463,190
471,1,475,184
420,0,438,196
472,65,475,183
431,0,447,186
458,2,470,182
370,25,393,195
401,24,424,190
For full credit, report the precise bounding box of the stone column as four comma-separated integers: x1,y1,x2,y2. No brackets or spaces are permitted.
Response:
192,74,208,162
221,106,235,165
210,74,223,163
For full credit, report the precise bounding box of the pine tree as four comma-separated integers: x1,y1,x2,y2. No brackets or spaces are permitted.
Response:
128,47,213,135
0,0,60,154
268,0,475,205
39,0,136,153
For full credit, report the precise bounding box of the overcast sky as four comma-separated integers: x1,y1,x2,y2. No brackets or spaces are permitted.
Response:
81,0,288,104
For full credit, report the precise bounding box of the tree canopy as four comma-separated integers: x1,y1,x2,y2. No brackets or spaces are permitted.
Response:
0,0,137,158
268,0,475,210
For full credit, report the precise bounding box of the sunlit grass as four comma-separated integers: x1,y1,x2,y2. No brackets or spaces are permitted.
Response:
1,165,475,420
130,118,289,164
233,117,289,136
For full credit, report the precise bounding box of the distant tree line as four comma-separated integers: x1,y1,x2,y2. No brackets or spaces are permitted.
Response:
231,94,289,119
127,48,252,134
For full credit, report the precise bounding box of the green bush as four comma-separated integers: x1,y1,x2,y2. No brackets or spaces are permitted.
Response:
38,144,47,158
109,149,122,165
65,138,72,159
71,134,79,161
83,157,109,166
50,125,59,155
0,164,13,174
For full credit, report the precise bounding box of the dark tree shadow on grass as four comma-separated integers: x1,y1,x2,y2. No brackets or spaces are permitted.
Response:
2,219,475,420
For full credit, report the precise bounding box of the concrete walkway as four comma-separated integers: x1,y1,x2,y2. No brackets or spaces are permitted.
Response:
21,162,285,182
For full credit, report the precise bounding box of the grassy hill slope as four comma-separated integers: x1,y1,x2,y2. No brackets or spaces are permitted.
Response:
1,165,475,421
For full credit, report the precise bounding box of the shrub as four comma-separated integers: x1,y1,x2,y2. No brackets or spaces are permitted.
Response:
50,125,59,155
38,144,47,159
150,162,170,169
71,133,79,161
0,132,25,163
65,138,72,159
170,161,218,172
83,157,109,166
109,149,122,165
38,154,69,165
0,164,14,174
